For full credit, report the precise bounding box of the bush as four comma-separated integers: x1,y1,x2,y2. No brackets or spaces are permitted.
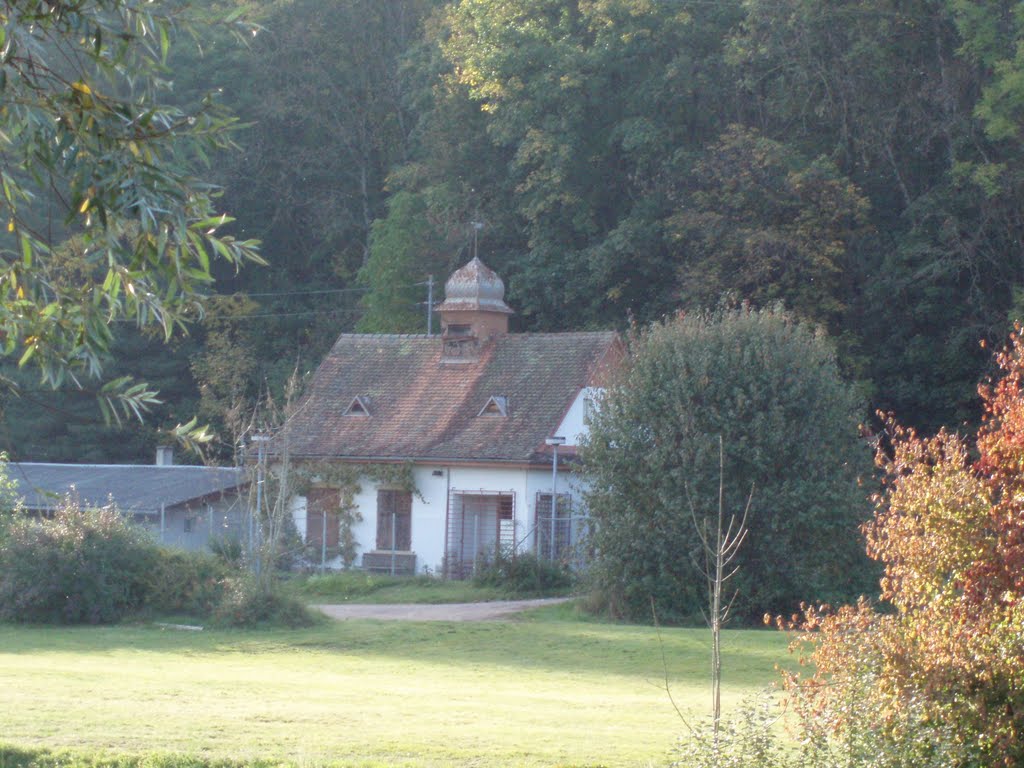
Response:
672,694,788,768
208,536,244,567
143,549,231,617
672,689,965,768
471,551,573,596
0,497,243,625
775,332,1024,768
582,305,873,623
0,500,158,624
211,577,319,628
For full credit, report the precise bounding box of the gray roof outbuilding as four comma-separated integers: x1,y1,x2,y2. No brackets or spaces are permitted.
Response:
10,463,247,515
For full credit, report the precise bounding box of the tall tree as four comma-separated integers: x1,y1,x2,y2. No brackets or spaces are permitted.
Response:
730,0,1024,430
669,126,871,334
218,0,432,284
438,0,743,328
357,192,441,334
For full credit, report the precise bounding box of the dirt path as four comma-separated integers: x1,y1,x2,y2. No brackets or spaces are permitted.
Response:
313,597,572,621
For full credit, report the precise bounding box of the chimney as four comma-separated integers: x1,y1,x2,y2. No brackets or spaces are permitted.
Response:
155,445,174,466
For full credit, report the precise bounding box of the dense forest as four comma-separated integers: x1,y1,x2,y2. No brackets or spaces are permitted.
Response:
5,0,1024,462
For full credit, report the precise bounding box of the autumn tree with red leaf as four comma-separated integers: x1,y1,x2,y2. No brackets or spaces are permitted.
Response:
779,334,1024,766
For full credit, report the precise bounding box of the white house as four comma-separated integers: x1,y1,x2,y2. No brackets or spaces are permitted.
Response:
277,257,620,576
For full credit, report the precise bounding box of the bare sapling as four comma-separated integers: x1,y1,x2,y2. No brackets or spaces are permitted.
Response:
687,435,753,748
240,371,303,594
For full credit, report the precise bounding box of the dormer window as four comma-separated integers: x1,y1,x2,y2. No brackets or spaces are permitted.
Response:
345,396,372,416
478,395,508,417
446,324,473,337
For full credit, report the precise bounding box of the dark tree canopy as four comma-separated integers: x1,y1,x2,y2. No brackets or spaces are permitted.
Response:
581,306,874,623
9,0,1024,461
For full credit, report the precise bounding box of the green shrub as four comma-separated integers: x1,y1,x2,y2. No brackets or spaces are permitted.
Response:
211,577,319,628
0,500,158,624
672,694,788,768
471,551,573,596
208,536,244,567
143,549,231,617
582,305,873,624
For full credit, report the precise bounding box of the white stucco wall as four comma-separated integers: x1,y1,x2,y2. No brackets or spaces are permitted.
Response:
291,463,587,574
554,387,601,446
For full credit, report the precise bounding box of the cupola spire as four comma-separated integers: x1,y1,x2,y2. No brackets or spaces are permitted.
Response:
436,257,513,346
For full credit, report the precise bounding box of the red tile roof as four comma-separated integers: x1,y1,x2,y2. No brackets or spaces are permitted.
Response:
280,331,619,464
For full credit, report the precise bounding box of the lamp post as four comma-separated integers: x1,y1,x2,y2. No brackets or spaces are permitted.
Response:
545,436,566,561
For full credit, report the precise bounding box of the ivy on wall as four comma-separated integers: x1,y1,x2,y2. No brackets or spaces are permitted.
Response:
286,461,420,569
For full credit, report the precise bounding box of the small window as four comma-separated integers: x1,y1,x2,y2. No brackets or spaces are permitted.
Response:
344,396,371,416
478,395,508,417
183,516,193,533
446,324,472,337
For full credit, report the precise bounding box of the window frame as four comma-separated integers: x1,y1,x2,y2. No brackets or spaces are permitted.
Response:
376,489,412,551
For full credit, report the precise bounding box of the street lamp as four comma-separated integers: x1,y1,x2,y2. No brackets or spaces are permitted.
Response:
545,436,566,561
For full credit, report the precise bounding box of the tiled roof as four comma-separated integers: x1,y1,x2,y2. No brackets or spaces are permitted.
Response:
280,331,619,464
9,463,247,515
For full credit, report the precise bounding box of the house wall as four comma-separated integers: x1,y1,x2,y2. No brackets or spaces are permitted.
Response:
554,387,601,446
291,463,586,574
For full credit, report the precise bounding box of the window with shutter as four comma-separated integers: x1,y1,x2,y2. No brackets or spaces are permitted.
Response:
306,488,340,552
376,489,412,550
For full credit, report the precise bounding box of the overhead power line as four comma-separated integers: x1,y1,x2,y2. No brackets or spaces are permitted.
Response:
212,279,429,300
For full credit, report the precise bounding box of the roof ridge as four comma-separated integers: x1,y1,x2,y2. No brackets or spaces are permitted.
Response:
328,331,616,340
331,333,432,340
503,330,617,337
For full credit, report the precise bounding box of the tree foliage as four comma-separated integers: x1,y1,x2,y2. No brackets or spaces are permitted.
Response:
669,126,871,332
14,0,1024,460
438,0,744,328
781,333,1024,766
356,192,439,333
0,0,261,416
214,0,429,281
582,305,872,624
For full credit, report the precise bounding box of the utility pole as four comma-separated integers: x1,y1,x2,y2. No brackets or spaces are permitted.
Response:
426,274,434,336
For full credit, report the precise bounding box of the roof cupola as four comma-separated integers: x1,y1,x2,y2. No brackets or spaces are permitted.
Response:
437,257,513,355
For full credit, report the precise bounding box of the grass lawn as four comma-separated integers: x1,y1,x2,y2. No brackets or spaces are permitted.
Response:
0,607,792,767
281,571,571,603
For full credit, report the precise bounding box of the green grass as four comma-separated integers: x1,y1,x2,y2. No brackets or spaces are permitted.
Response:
282,571,570,603
0,610,791,767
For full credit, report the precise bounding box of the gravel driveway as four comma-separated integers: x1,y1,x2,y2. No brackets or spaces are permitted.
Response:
313,597,572,621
